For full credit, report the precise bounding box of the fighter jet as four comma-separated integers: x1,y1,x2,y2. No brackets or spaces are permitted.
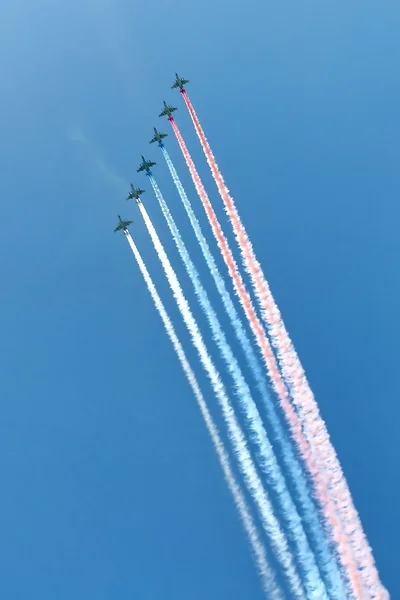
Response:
137,155,156,174
149,127,168,146
114,215,133,233
159,101,177,120
171,73,189,92
126,185,145,202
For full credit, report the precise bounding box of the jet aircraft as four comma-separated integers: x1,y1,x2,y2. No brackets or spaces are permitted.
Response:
171,73,189,92
114,215,133,233
149,127,168,146
126,185,145,202
137,155,156,174
159,101,177,120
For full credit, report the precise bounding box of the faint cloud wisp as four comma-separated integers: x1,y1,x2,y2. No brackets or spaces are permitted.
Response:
67,126,128,195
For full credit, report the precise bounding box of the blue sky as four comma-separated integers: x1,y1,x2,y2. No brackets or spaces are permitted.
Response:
0,1,398,598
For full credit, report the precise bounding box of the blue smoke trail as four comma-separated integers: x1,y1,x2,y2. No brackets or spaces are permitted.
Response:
160,147,347,599
148,174,328,599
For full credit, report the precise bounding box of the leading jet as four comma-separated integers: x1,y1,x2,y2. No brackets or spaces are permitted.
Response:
137,155,156,175
159,101,177,120
149,127,168,146
114,215,133,233
171,73,189,92
126,185,145,203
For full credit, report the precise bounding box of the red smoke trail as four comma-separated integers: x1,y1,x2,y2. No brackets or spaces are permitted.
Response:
181,91,385,599
170,115,364,600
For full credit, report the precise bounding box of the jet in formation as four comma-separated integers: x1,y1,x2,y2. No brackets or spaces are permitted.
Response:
159,101,177,120
114,215,133,233
171,73,189,92
126,185,145,204
137,155,156,175
149,127,168,146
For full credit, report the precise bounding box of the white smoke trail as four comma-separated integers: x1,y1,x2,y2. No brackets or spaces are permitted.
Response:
124,230,282,599
161,146,347,599
149,174,328,598
138,203,306,599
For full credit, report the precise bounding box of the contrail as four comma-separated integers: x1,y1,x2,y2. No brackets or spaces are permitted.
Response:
181,91,385,600
168,115,362,599
124,230,282,599
159,145,346,599
148,174,328,598
137,202,307,599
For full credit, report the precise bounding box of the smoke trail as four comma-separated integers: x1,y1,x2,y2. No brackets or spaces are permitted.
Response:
168,116,363,599
148,175,328,598
181,91,385,600
137,202,306,599
160,146,347,599
124,230,282,599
